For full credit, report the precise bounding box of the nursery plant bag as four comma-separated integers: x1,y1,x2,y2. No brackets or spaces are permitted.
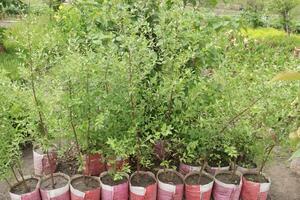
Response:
70,175,101,200
100,171,129,200
129,171,157,200
206,165,229,175
40,173,71,200
212,171,242,200
241,173,271,200
237,165,258,175
184,171,214,200
83,153,106,176
157,169,184,200
106,157,128,171
33,146,57,176
179,162,201,175
9,176,41,200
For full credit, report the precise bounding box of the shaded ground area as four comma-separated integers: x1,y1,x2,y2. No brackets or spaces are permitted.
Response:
0,146,299,199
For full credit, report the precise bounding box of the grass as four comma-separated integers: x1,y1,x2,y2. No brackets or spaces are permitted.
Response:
242,27,300,48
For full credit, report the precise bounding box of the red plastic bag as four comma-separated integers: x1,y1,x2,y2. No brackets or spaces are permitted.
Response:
9,176,41,200
157,169,184,200
179,162,201,175
241,173,271,200
213,171,242,200
100,171,129,200
33,147,57,176
40,173,71,200
184,172,214,200
83,153,106,176
130,171,157,200
70,175,101,200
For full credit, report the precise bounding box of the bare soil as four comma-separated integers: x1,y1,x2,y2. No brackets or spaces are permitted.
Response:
131,173,156,187
185,173,213,185
71,177,99,192
158,171,183,185
10,178,38,195
101,174,127,186
40,175,68,190
215,173,240,185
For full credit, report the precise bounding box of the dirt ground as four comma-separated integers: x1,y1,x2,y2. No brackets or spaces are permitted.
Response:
0,146,299,200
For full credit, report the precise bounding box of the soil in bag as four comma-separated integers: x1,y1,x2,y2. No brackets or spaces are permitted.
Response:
185,174,213,185
131,173,156,187
71,177,99,192
215,173,240,185
244,174,269,183
41,175,69,190
10,178,38,195
101,174,127,186
158,171,183,185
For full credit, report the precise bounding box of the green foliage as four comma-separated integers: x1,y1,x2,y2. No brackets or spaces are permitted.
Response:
0,71,29,181
0,0,27,16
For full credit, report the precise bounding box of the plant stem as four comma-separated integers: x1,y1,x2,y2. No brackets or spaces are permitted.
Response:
259,144,275,174
11,167,20,183
231,158,237,181
17,168,30,193
46,150,55,189
197,160,207,184
68,80,81,154
220,96,263,134
4,178,12,189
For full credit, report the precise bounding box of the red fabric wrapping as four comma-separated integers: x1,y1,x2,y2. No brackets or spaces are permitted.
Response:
10,177,41,200
179,163,201,175
130,171,157,200
157,169,184,200
34,149,57,176
83,153,106,176
40,173,71,200
241,175,271,200
100,172,129,200
212,172,242,200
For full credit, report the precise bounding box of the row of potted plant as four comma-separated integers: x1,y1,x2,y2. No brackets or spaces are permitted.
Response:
7,160,271,200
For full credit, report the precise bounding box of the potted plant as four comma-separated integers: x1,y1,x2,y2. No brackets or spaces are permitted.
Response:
20,17,70,199
213,144,242,200
241,129,276,200
129,137,157,200
184,138,214,200
100,138,133,200
206,135,230,175
179,141,202,175
0,75,41,200
151,124,184,200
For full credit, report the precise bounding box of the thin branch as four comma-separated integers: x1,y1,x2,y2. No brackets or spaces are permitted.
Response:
220,96,264,134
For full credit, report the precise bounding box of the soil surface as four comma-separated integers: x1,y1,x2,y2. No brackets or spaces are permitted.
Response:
0,146,299,199
158,171,183,185
185,173,213,185
215,173,240,185
10,178,38,195
40,175,68,190
131,173,156,187
71,177,99,192
101,174,128,186
244,173,269,183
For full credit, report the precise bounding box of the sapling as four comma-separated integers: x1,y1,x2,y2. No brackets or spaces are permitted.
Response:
224,145,239,180
105,138,133,182
0,75,31,192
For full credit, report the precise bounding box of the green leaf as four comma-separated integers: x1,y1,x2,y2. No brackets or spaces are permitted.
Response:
272,71,300,81
290,149,300,160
